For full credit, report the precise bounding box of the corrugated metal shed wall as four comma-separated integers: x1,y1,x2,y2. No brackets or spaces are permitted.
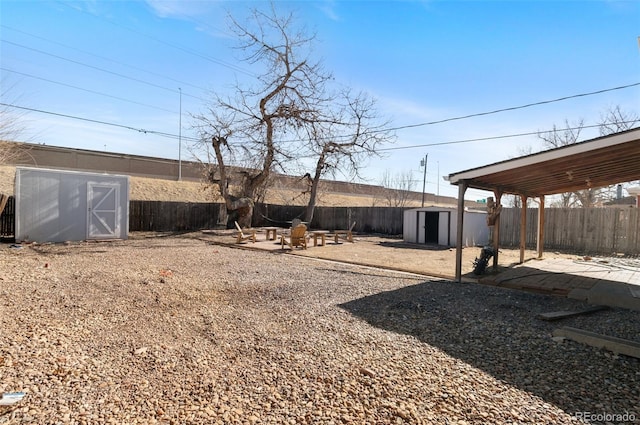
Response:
15,167,129,243
403,207,489,247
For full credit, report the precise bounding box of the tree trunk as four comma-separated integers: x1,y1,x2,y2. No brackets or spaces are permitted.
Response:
304,177,319,223
226,196,254,229
305,151,326,223
211,136,254,227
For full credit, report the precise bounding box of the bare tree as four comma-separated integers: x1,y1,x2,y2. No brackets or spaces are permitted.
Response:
599,105,639,136
538,107,639,207
538,119,584,149
193,4,393,226
0,77,33,215
192,5,333,227
537,118,598,207
378,169,416,207
0,77,30,164
301,89,394,222
599,106,640,201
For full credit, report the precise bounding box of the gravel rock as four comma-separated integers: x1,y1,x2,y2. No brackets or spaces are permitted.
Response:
1,233,638,424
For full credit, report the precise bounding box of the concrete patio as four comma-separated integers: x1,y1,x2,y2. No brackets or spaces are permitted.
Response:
480,256,640,311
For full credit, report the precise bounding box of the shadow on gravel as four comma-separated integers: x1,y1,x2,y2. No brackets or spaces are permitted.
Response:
377,241,451,251
338,279,640,418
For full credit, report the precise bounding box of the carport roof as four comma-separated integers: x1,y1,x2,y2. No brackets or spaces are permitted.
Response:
447,127,640,197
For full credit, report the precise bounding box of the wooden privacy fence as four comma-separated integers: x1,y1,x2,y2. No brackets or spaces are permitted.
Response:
252,204,405,235
1,198,639,254
129,201,223,232
499,207,640,254
0,199,406,237
0,196,14,239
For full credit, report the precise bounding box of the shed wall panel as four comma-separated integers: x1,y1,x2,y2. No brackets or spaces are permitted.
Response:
403,207,488,247
16,167,129,243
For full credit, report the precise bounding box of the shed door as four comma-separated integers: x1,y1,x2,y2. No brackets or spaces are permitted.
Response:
417,211,440,244
424,212,439,244
87,183,120,239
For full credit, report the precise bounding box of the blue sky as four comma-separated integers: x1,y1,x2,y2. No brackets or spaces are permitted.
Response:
1,0,639,201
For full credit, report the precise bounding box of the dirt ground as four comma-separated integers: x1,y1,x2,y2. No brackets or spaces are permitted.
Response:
3,232,637,424
195,229,579,280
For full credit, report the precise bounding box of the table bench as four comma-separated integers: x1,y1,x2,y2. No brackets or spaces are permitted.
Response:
310,230,330,246
263,227,279,241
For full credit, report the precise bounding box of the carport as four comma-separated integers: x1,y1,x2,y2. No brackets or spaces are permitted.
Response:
447,127,640,282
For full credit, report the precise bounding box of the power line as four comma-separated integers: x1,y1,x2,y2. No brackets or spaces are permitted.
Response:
384,82,640,132
3,102,636,152
3,75,638,149
377,121,639,152
1,102,200,142
1,24,212,96
5,9,636,146
1,67,177,114
275,82,640,145
57,0,257,78
2,40,206,101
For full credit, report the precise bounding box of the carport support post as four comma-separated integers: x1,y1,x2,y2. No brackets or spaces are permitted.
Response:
519,195,527,264
492,191,502,270
455,180,467,282
537,195,545,259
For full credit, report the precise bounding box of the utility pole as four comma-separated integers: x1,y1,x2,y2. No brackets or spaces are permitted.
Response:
421,153,428,207
437,160,440,204
178,87,182,181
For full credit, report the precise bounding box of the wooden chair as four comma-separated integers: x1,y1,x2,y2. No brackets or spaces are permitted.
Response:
234,221,256,244
280,223,308,250
333,221,356,243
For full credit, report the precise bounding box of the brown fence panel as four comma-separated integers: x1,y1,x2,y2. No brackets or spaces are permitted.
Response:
252,203,306,228
129,201,222,232
0,196,15,239
251,205,405,234
499,207,639,255
310,206,404,234
617,207,640,253
313,206,356,231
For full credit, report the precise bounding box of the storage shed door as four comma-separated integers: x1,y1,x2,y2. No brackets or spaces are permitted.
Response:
87,183,120,239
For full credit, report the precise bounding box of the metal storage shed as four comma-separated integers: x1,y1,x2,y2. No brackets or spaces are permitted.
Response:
15,167,129,243
403,206,488,247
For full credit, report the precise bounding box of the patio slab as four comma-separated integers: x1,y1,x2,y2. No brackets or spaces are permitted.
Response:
486,257,640,311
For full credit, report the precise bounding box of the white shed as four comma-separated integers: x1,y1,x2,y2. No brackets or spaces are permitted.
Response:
403,206,488,247
15,167,129,243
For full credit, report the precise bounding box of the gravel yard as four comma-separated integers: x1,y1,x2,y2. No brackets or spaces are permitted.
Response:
1,233,639,424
